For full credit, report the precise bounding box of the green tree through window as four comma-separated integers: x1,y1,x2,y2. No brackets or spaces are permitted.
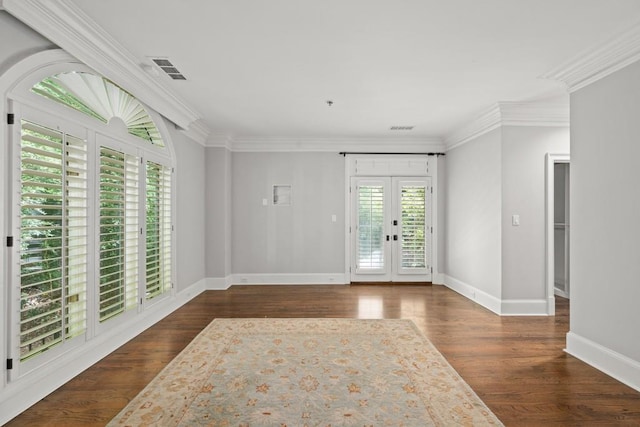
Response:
14,69,173,366
19,121,88,361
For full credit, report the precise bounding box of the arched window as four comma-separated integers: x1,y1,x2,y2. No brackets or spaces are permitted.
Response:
4,51,175,377
32,71,164,146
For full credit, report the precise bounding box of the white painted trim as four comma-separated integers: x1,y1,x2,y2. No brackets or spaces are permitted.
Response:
2,0,206,134
220,136,445,153
230,273,348,285
0,279,206,426
566,332,640,393
445,102,570,151
179,119,211,146
344,158,352,283
445,104,502,151
205,134,234,150
444,275,502,315
541,20,640,93
430,157,440,284
500,299,550,316
545,153,570,315
432,273,445,285
499,102,570,127
206,276,233,290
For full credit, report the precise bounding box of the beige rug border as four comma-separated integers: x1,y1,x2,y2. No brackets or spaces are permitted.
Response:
108,318,503,426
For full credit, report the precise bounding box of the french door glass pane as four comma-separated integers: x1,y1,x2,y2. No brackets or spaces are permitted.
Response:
19,120,87,361
400,185,426,269
357,185,385,269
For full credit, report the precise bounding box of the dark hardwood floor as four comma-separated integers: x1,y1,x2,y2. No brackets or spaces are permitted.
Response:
7,284,640,426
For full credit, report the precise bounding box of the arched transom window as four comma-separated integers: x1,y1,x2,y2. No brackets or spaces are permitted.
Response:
32,71,164,146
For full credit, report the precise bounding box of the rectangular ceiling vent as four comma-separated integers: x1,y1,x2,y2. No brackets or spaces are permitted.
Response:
151,58,187,81
390,126,414,131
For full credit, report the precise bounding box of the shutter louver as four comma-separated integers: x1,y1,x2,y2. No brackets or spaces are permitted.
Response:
400,186,426,269
99,147,139,322
357,185,385,269
19,120,87,361
145,161,171,300
32,72,164,147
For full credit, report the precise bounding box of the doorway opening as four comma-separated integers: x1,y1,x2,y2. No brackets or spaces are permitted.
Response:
545,153,570,315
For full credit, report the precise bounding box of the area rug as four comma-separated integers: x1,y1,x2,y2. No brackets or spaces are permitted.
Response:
108,318,502,426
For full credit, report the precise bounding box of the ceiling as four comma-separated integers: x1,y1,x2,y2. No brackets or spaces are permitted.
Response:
17,1,640,143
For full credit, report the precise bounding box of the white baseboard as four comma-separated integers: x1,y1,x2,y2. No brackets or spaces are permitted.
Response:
444,275,551,316
432,272,445,285
0,279,207,426
566,331,640,392
444,274,502,314
206,276,233,290
500,298,550,316
547,296,556,316
229,273,348,285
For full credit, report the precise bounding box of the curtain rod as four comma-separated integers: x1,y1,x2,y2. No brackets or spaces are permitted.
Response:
339,152,445,157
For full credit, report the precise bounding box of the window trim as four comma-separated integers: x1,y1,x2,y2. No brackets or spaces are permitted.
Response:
3,49,177,379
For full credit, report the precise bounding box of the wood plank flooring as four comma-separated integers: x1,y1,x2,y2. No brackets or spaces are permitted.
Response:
7,284,640,426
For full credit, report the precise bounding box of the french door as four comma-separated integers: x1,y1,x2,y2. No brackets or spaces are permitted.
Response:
351,176,432,282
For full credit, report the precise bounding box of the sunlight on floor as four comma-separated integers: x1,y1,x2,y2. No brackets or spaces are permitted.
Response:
357,296,383,318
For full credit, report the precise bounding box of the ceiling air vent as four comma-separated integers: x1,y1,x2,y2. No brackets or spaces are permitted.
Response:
390,126,414,131
151,58,187,81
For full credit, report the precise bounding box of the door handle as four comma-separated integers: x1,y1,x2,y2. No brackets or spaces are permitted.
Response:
386,235,390,241
393,235,398,241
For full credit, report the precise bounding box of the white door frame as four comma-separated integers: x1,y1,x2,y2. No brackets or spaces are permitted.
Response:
344,154,441,284
545,153,570,315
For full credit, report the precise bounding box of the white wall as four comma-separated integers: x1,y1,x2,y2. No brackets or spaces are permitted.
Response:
444,124,569,314
501,126,569,301
205,147,232,279
231,152,345,276
568,59,640,389
445,129,502,300
170,124,207,291
0,12,55,74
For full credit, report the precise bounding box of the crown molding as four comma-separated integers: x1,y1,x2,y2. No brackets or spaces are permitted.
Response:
445,105,502,151
2,0,207,136
178,119,211,146
540,20,640,93
205,134,235,150
499,102,569,127
226,136,445,153
445,102,569,151
203,136,444,153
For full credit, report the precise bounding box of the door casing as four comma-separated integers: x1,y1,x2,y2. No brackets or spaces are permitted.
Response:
344,155,440,284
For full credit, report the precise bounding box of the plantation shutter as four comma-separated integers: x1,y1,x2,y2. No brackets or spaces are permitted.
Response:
356,183,386,271
99,147,139,322
145,161,172,300
19,120,88,361
400,185,426,269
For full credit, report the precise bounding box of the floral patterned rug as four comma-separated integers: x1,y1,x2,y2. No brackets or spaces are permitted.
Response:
109,318,502,426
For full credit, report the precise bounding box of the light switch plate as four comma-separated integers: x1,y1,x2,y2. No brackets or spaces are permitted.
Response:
512,214,520,226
